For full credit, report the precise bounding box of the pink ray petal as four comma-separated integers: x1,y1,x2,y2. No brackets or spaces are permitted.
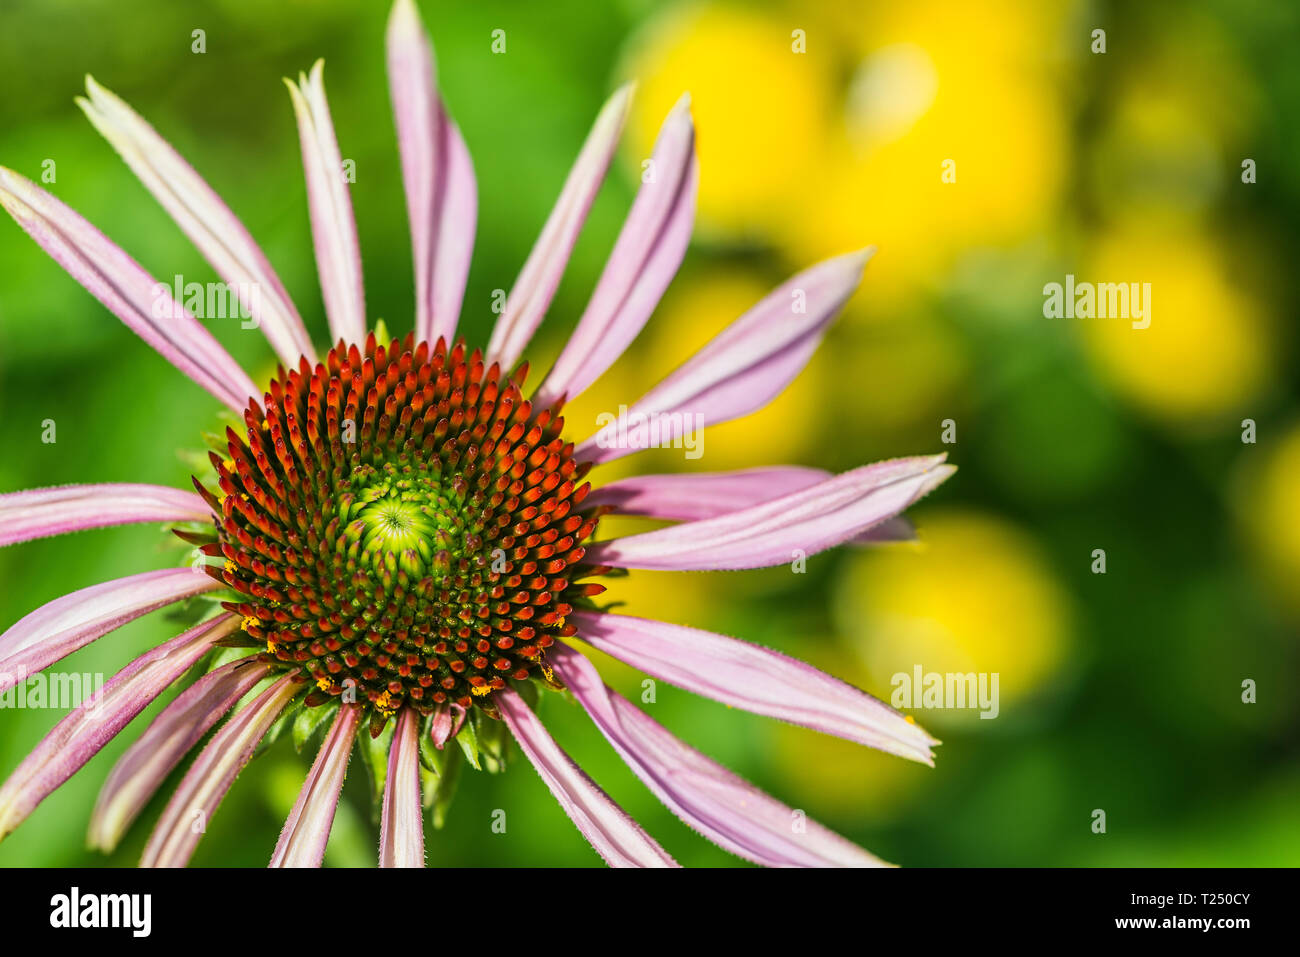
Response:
379,706,425,868
534,93,696,407
486,84,634,371
88,657,269,853
0,614,239,842
587,466,828,521
497,688,678,868
0,166,258,412
79,77,315,367
586,467,919,545
0,483,210,548
549,643,887,867
141,671,302,868
575,248,873,464
286,60,366,347
387,0,477,347
270,703,361,868
0,567,221,695
429,700,465,750
571,610,938,765
586,455,953,570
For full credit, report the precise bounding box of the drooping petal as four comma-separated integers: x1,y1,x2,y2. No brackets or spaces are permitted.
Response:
78,77,315,367
497,688,678,868
549,643,887,867
571,610,938,765
0,567,221,695
586,467,918,546
286,60,366,346
270,703,361,868
0,483,210,548
586,455,954,571
486,85,634,371
387,0,477,346
378,706,424,868
534,94,696,407
0,166,258,412
141,671,301,868
855,515,916,544
429,701,466,749
0,615,240,842
88,657,270,853
575,248,873,464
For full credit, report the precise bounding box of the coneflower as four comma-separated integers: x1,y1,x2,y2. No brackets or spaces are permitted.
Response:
0,0,953,868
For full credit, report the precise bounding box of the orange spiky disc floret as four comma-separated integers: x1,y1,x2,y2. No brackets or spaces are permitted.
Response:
193,333,604,721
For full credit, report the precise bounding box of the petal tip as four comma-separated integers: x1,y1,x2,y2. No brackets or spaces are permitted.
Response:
389,0,422,32
610,81,636,113
847,245,877,275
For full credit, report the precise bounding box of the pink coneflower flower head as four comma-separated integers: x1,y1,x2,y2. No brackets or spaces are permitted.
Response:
0,0,954,868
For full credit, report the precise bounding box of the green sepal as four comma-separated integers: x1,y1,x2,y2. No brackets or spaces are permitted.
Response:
214,407,245,430
169,524,217,547
199,431,230,455
206,644,258,674
163,593,221,628
373,318,392,348
516,678,540,710
456,715,482,771
254,691,305,758
423,745,462,830
357,718,396,820
213,632,261,649
178,445,218,475
418,765,438,807
292,698,340,753
473,709,509,774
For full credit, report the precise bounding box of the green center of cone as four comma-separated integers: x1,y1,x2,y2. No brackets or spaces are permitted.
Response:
342,460,466,582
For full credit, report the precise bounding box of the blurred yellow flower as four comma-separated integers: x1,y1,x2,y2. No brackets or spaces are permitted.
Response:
1236,422,1300,614
784,0,1070,302
622,1,1069,304
619,3,834,238
820,0,1072,65
1078,227,1273,425
835,508,1072,726
786,77,1066,303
